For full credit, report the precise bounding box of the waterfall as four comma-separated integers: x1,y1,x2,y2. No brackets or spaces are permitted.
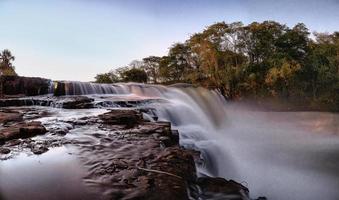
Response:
53,81,130,95
51,81,339,200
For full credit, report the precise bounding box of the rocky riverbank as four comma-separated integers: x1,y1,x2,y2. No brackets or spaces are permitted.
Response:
0,95,260,200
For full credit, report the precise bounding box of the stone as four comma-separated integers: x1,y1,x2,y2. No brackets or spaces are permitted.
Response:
19,121,47,136
60,96,94,109
53,82,66,96
0,147,11,154
99,109,142,128
0,75,51,97
0,111,23,124
195,177,249,200
0,121,47,142
31,145,49,154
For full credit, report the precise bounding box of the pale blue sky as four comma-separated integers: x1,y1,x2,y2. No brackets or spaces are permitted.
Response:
0,0,338,81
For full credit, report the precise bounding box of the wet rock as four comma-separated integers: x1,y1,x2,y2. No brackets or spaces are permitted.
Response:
72,119,88,125
99,109,142,128
0,121,47,142
0,147,11,154
45,121,73,135
0,135,5,145
195,177,249,200
23,109,51,120
20,121,47,135
0,98,29,107
54,82,66,96
150,147,197,181
159,136,172,147
60,96,94,109
0,98,55,107
0,111,23,124
6,139,22,146
76,111,197,200
170,129,179,144
31,145,49,154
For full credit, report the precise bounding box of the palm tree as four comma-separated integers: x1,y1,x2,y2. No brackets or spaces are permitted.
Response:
0,49,15,69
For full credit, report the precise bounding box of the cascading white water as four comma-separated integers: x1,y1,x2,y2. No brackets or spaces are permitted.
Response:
55,81,130,95
58,82,339,200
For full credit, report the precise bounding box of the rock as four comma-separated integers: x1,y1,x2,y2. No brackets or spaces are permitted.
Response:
60,96,94,109
0,75,51,96
194,177,249,200
54,82,66,96
159,136,172,147
150,147,197,181
77,111,197,200
99,109,142,128
0,99,29,107
0,111,23,124
6,139,22,146
0,98,55,107
0,147,11,154
171,129,180,145
0,134,5,145
0,121,47,142
19,121,47,136
31,145,49,154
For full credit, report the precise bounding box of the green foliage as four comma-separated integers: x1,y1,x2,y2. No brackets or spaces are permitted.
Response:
139,56,160,83
120,68,148,83
96,21,339,111
95,73,116,83
95,67,148,83
0,49,17,76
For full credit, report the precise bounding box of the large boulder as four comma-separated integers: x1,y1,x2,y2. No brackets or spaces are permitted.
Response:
0,121,47,142
0,75,51,96
98,109,143,128
60,96,94,109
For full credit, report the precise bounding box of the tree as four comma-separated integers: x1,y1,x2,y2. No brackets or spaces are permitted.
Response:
303,32,339,109
120,68,148,83
141,56,161,83
95,72,118,83
0,49,17,76
159,43,194,83
94,20,339,111
187,22,247,98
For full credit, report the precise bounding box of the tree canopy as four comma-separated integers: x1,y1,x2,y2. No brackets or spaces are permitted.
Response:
95,21,338,110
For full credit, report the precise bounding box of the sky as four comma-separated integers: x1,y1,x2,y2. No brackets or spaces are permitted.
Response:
0,0,339,81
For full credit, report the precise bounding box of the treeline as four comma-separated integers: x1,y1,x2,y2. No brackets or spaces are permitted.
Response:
96,21,339,110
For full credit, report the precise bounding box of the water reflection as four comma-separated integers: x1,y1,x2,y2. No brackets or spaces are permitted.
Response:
0,147,97,200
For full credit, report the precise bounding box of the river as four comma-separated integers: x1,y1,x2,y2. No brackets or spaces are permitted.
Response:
1,82,338,200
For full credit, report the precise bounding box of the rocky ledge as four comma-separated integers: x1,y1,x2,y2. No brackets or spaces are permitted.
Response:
0,106,257,200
